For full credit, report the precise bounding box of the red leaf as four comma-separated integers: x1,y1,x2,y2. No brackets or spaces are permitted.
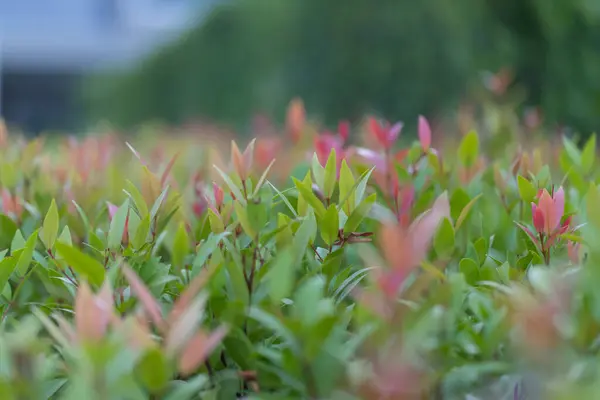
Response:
160,152,180,188
74,281,112,343
338,120,350,142
178,326,229,377
286,98,305,144
418,115,431,151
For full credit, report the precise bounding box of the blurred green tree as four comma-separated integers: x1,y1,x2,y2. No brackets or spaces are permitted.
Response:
85,0,600,136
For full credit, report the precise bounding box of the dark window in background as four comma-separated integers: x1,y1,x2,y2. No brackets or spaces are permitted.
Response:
1,71,83,135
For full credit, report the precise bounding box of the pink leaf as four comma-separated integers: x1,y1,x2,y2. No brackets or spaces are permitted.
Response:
552,187,565,231
354,147,386,171
1,189,13,215
178,326,229,377
74,281,111,343
537,189,555,234
231,141,246,180
352,285,393,320
515,222,540,247
409,192,450,262
531,203,545,234
106,202,118,220
125,142,147,166
338,120,350,142
387,122,403,145
418,116,431,151
314,134,344,166
286,98,305,144
568,241,580,264
213,182,224,208
242,139,256,177
160,152,180,188
122,266,166,333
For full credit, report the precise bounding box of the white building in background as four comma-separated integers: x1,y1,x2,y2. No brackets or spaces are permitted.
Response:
0,0,217,133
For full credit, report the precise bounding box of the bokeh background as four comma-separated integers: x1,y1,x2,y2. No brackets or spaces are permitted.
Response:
1,0,600,138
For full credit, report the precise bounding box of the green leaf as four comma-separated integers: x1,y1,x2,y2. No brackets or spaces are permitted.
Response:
214,166,245,206
535,165,551,187
434,218,455,258
344,193,376,234
58,226,73,246
15,229,38,276
294,275,325,326
320,205,339,247
149,186,170,222
164,375,209,400
294,211,317,264
125,180,149,217
132,214,151,249
323,148,337,198
72,201,91,235
172,222,190,269
0,256,18,293
275,213,294,247
108,199,129,250
127,210,141,240
338,160,356,214
562,136,581,167
450,188,471,221
311,153,325,191
10,230,25,252
222,327,255,371
517,175,537,203
457,130,479,168
136,347,171,393
252,158,276,198
54,242,105,286
268,247,295,303
353,166,376,208
247,307,299,353
473,237,488,264
455,194,483,231
222,239,249,305
582,133,596,174
333,266,375,304
234,201,257,239
459,258,479,285
268,181,298,218
587,183,600,228
192,232,230,275
207,209,224,233
40,199,59,250
293,177,326,218
246,201,269,240
0,215,17,250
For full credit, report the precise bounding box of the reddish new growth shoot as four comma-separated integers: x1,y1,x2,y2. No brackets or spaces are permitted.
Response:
518,186,570,264
313,121,350,176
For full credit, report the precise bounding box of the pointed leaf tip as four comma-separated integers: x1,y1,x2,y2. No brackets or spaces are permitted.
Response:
418,115,431,151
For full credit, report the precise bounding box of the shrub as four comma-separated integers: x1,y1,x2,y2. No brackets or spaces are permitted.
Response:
0,100,598,399
87,0,600,134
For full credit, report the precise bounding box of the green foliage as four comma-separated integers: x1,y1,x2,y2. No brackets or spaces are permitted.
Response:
0,104,599,399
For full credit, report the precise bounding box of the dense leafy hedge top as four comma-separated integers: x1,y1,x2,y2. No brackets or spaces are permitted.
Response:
0,100,598,399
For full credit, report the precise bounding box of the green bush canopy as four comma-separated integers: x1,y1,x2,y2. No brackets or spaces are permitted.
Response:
86,0,600,135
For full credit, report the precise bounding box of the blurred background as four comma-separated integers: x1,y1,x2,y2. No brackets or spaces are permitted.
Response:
1,0,600,138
